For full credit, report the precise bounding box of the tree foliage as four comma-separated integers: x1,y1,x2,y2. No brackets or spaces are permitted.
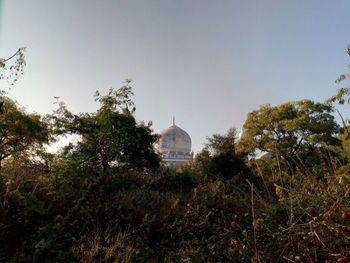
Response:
50,81,160,173
205,127,237,155
190,128,248,180
0,97,49,168
237,100,340,171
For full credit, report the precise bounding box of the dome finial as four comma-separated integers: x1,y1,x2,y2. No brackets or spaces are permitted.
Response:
173,116,175,126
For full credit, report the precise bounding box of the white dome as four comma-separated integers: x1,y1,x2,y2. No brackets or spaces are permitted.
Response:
158,124,192,153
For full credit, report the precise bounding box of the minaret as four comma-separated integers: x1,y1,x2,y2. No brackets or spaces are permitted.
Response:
173,116,175,126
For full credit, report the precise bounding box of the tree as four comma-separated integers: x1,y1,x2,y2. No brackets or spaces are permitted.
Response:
192,128,248,180
237,100,340,173
50,80,160,175
0,97,49,168
205,128,237,155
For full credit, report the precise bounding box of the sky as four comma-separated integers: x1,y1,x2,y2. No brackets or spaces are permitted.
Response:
0,0,350,153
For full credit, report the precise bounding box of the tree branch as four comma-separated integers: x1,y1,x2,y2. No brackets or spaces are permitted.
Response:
3,48,25,62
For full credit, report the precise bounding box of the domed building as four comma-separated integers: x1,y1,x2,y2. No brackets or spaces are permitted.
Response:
156,118,194,165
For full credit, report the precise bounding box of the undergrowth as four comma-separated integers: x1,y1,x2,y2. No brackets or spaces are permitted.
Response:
2,156,350,262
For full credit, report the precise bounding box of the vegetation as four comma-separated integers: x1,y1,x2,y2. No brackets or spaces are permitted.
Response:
2,47,350,262
237,100,340,174
329,44,350,105
0,97,49,168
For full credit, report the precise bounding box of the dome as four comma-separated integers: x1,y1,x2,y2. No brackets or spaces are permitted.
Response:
158,124,192,153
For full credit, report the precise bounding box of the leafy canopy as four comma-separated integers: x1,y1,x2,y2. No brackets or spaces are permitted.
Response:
50,81,160,172
190,128,248,180
237,100,340,162
0,97,49,167
205,128,237,155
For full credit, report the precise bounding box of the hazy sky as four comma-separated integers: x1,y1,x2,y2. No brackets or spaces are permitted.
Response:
1,0,350,152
